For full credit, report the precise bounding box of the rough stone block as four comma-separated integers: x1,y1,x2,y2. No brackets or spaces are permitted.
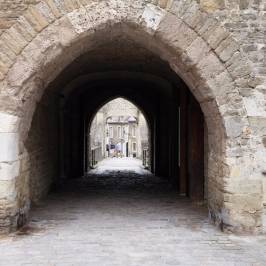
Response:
156,13,197,54
243,95,266,117
15,16,37,42
200,0,225,12
263,178,266,205
0,70,5,80
0,180,16,200
7,56,35,88
184,37,211,68
0,40,17,62
182,7,207,30
24,6,49,32
0,133,19,162
229,63,251,80
67,6,94,34
1,31,24,56
45,0,63,18
0,112,19,133
203,25,229,50
168,0,195,18
0,51,13,68
197,17,218,36
224,116,244,138
158,0,169,8
141,4,166,32
248,117,266,137
206,71,234,97
222,204,262,230
197,52,225,81
64,0,80,12
5,27,28,54
224,179,262,194
0,59,9,76
215,36,239,62
0,161,20,181
35,1,56,24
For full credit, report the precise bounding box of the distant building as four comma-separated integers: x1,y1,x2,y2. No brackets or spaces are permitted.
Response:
89,98,149,168
106,115,138,158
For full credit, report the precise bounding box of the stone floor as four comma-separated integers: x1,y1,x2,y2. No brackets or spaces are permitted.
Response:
0,165,266,265
89,157,150,175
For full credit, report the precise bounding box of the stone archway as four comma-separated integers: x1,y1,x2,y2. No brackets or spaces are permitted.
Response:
86,96,151,170
0,0,263,234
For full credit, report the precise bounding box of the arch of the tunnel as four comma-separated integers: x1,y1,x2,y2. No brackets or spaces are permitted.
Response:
0,1,262,234
61,74,174,179
82,87,156,140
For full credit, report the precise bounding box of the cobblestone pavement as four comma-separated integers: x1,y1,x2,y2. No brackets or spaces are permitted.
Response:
89,157,150,175
0,171,266,266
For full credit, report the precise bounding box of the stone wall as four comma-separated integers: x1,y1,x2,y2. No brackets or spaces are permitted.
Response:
0,0,40,34
198,0,266,82
24,92,59,204
202,0,266,205
1,1,265,194
0,0,265,233
1,0,265,83
0,92,59,233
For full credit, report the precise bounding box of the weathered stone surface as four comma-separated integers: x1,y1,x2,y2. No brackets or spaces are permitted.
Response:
0,161,20,181
141,4,166,32
197,52,225,81
0,133,19,162
0,175,266,264
35,1,56,24
67,6,94,34
200,0,225,12
248,117,266,137
215,36,239,62
0,0,264,236
203,24,229,50
0,179,16,200
224,116,244,138
24,6,49,32
243,94,266,117
185,37,211,67
155,13,197,55
0,112,19,133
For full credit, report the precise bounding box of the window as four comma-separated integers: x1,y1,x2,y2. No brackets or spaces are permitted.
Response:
132,125,136,137
109,126,113,138
118,126,121,138
132,142,137,152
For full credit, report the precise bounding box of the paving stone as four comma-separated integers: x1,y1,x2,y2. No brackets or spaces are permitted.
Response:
0,170,265,265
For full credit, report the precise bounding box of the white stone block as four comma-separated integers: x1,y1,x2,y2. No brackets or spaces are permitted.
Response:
67,6,93,34
0,112,19,133
243,96,266,117
263,178,266,205
0,161,20,181
0,133,19,162
0,179,16,200
142,4,166,31
224,117,244,138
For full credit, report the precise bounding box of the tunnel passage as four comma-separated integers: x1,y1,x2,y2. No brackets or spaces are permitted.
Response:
25,38,205,207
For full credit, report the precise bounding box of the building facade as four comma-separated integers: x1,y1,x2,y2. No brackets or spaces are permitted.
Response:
89,98,149,167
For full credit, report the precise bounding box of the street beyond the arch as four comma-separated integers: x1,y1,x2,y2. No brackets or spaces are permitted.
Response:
0,158,265,266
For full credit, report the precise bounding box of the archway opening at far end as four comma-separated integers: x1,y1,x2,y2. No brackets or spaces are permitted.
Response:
87,97,151,175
